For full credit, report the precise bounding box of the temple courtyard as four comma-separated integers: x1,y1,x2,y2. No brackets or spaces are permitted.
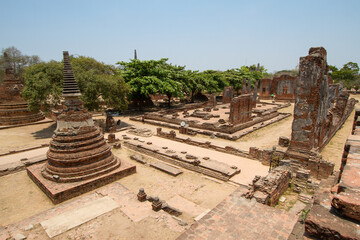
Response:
0,95,359,240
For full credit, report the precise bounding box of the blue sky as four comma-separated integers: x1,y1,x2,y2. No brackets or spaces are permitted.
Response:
1,0,359,72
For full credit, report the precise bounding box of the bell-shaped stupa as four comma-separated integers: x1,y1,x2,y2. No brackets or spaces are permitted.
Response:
41,51,121,182
27,51,135,203
0,53,44,125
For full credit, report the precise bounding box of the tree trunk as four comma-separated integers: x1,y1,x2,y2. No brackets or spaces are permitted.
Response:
190,91,195,103
167,95,171,108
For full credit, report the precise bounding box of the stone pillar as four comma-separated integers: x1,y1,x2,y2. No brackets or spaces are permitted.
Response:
249,147,261,160
229,94,252,125
262,149,272,166
242,79,247,94
157,128,162,136
108,133,116,143
247,78,252,94
253,80,258,108
207,93,217,107
287,47,329,160
222,86,234,104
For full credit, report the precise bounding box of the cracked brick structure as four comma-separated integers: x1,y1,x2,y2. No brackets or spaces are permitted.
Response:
222,86,233,104
259,75,297,101
27,51,135,203
304,110,360,239
0,53,44,125
229,94,252,125
259,78,272,99
273,74,297,101
286,47,356,179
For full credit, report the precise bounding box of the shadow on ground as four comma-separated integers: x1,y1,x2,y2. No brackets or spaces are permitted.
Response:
31,123,56,139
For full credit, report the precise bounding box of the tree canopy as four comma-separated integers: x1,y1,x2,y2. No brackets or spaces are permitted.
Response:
0,46,41,83
329,62,360,89
22,55,128,112
117,58,186,108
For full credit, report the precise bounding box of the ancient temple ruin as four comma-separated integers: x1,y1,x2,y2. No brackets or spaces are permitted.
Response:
259,74,297,101
0,53,44,126
286,47,356,178
27,51,135,203
229,94,252,124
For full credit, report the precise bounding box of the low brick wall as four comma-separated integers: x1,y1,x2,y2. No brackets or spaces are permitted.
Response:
123,140,239,181
244,166,291,206
156,128,251,159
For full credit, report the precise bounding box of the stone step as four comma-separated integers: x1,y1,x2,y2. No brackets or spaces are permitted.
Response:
150,161,183,176
298,193,312,203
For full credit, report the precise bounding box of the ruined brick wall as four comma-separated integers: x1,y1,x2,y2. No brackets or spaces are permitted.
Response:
222,86,234,103
273,75,297,101
245,166,291,206
207,93,217,107
286,47,356,179
288,47,330,154
328,84,339,110
259,78,272,99
229,94,252,125
0,73,25,103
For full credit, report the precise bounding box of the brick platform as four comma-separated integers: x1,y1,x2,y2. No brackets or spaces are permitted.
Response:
177,187,298,240
27,159,136,204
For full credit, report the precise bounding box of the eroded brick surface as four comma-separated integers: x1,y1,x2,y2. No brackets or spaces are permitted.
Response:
177,187,298,240
0,53,45,126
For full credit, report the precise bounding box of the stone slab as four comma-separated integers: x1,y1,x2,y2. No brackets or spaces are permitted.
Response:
150,161,183,176
194,209,211,221
130,154,146,164
26,158,136,204
119,200,153,222
40,196,118,238
166,195,206,217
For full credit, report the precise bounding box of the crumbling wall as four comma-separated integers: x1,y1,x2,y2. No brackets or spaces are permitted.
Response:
259,78,272,99
244,166,291,206
273,75,297,101
229,94,252,125
207,93,217,107
286,47,356,179
222,86,234,104
288,47,329,153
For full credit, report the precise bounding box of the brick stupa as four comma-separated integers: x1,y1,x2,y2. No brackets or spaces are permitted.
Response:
0,53,44,125
27,51,136,204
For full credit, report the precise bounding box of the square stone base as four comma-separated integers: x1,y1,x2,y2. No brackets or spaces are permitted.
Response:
27,159,136,204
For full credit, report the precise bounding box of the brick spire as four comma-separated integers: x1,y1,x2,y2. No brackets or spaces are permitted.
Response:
62,51,81,98
3,52,13,75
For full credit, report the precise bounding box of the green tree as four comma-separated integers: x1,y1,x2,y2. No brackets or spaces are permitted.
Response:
329,62,360,89
22,61,63,112
0,46,41,83
117,58,185,108
23,55,128,112
223,65,265,94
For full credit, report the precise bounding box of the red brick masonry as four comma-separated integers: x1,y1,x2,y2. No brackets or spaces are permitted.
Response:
27,159,136,204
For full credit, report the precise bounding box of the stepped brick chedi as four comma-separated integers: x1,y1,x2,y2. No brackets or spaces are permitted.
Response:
0,53,44,125
27,51,135,203
42,51,120,182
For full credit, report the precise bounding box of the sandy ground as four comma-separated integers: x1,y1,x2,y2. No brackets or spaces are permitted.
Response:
0,122,55,154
